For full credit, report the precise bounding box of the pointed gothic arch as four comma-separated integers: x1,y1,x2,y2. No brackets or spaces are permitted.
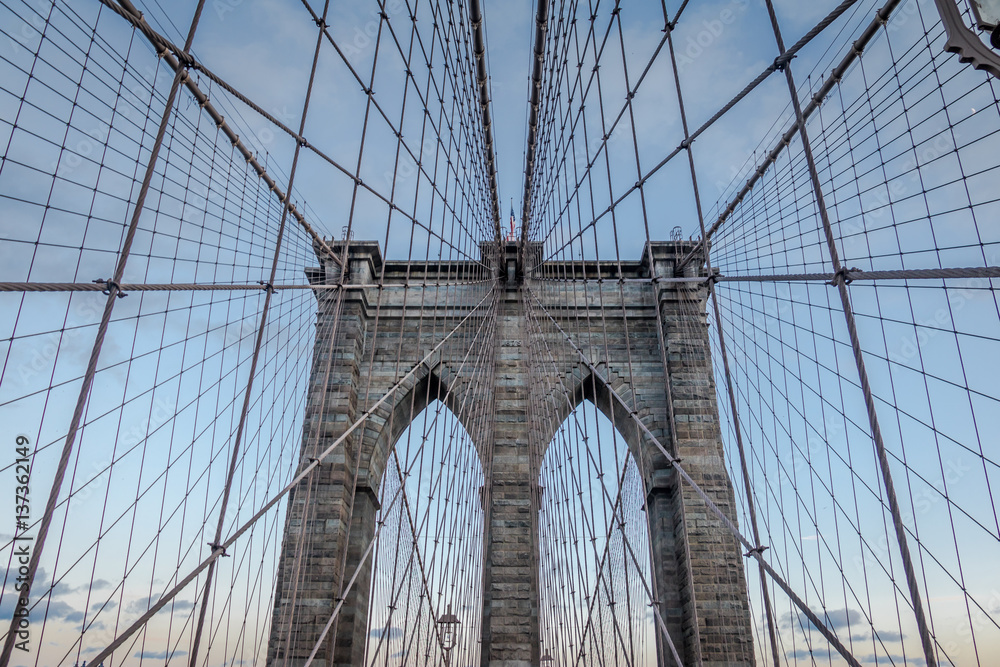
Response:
364,397,485,666
538,398,660,665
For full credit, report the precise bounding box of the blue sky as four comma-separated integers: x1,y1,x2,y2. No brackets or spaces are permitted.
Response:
1,0,999,665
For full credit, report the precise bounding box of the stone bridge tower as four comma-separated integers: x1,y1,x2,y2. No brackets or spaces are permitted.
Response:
266,240,754,667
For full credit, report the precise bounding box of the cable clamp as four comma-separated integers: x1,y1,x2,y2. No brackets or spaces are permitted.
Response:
95,278,127,298
666,457,683,468
208,542,230,557
744,545,769,558
258,280,276,294
307,457,323,466
679,137,694,150
313,18,327,29
827,267,858,286
772,52,796,72
705,272,722,287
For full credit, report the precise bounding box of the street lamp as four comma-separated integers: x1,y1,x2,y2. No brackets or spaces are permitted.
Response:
934,0,1000,76
969,0,1000,47
541,651,555,665
438,603,460,662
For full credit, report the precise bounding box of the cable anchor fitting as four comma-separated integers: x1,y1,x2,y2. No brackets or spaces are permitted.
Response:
258,280,276,294
744,545,769,558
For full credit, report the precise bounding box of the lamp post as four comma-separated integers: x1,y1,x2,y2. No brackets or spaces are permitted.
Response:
540,651,555,665
933,0,1000,76
969,0,1000,47
438,604,460,665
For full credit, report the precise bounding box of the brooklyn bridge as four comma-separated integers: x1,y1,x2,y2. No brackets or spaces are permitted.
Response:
1,0,999,665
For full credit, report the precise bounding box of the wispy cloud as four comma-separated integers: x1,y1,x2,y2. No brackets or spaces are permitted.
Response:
369,625,403,640
134,649,188,660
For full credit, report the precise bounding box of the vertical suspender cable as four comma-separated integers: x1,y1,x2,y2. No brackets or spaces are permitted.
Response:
0,1,208,662
519,0,550,247
469,0,503,242
760,2,938,665
658,6,782,665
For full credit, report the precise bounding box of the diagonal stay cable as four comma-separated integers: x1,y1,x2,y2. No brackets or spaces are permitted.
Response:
183,0,339,663
760,0,938,662
526,287,865,667
534,0,888,266
81,286,495,667
0,1,211,661
94,0,344,267
299,0,496,250
675,0,904,274
520,291,687,667
98,0,492,269
524,0,864,252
